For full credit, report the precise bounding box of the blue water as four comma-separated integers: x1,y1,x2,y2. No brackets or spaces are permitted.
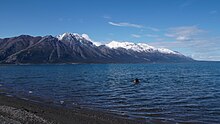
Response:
0,62,220,123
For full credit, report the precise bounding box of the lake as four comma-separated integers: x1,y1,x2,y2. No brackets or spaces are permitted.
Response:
0,62,220,123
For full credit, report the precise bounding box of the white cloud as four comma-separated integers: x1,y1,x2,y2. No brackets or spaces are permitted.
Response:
164,33,175,37
180,0,193,8
103,15,111,19
145,34,159,38
108,22,143,28
165,26,204,41
147,26,220,61
131,34,159,38
108,21,160,33
176,36,191,41
149,34,220,61
131,34,141,38
147,27,160,32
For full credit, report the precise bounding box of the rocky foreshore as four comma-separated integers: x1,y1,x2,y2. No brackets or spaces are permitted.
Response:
0,95,144,124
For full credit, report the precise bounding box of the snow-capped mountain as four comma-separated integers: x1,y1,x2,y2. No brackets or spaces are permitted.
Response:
57,33,102,46
57,33,180,55
0,33,193,64
106,41,179,55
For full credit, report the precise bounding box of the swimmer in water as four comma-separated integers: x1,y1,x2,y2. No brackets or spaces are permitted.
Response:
133,78,140,84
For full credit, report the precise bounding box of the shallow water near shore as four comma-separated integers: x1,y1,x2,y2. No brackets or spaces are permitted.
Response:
0,62,220,123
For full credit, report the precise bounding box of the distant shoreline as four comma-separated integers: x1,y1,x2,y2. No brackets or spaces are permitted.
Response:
0,94,144,124
0,61,202,66
1,61,220,67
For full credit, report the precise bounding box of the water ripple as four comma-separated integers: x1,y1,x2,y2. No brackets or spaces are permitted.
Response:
0,62,220,123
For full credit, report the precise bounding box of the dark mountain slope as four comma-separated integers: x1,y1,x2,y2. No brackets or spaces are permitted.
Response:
0,34,194,64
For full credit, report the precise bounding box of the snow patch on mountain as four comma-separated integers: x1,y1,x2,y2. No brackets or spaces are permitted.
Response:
157,48,179,55
106,41,152,52
57,33,180,55
57,33,102,46
81,34,102,46
106,41,179,55
57,33,81,41
81,34,92,41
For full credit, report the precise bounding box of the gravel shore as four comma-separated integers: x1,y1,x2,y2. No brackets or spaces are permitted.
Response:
0,95,144,124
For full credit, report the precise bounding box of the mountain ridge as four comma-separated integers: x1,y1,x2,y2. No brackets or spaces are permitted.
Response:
0,33,194,64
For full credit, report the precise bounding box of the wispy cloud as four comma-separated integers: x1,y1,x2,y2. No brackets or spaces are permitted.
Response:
130,33,159,39
203,56,220,61
108,22,144,28
180,2,191,8
108,21,160,33
108,21,160,34
148,26,220,61
165,26,204,41
180,0,193,8
145,34,159,38
103,15,111,19
146,27,160,32
131,34,141,38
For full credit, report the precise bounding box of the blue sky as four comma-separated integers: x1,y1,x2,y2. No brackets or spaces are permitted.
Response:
0,0,220,61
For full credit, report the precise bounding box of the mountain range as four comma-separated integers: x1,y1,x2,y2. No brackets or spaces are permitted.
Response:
0,33,194,64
